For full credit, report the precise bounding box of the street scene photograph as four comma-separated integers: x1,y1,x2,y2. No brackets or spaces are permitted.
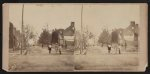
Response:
5,3,147,72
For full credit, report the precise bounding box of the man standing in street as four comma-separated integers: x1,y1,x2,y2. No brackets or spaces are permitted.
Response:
48,44,52,54
107,44,111,54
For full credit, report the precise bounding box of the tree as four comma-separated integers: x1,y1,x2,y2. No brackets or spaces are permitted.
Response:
38,28,51,46
21,25,36,55
23,25,35,48
111,29,119,44
88,32,94,39
98,29,111,46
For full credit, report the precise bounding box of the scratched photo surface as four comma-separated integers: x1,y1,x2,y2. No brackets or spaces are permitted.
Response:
3,3,147,72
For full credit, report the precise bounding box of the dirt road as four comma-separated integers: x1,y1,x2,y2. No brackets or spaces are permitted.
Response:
9,46,74,72
9,45,139,72
74,46,139,71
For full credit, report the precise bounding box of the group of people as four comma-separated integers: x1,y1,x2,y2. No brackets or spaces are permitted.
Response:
106,29,128,54
107,43,122,54
47,43,62,55
107,41,127,54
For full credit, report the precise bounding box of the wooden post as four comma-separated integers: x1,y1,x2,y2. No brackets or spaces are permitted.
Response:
21,4,24,55
80,4,83,54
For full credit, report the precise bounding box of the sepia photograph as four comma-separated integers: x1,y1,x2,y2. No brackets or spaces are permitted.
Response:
2,3,148,72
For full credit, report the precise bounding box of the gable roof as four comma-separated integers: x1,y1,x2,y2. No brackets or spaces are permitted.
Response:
63,23,75,36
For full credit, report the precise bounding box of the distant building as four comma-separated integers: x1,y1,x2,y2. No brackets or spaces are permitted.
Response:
9,22,22,50
114,21,138,47
63,22,75,36
123,21,138,41
51,22,75,49
63,22,75,48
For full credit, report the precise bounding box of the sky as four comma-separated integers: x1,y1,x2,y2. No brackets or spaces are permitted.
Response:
9,3,140,38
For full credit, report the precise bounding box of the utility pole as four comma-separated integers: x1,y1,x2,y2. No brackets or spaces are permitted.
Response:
21,4,24,55
80,4,83,54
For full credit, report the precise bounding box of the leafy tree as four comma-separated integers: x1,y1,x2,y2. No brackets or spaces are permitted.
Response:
98,29,111,46
38,29,51,46
111,29,119,43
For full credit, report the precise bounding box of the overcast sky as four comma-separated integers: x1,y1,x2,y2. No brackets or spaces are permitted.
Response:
9,3,140,38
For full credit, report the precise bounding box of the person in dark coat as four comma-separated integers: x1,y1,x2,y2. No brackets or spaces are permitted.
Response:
58,45,62,55
107,44,111,54
48,44,52,54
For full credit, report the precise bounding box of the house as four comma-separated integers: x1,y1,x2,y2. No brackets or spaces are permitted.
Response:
123,21,138,41
63,22,75,36
114,21,138,47
51,22,75,49
9,22,22,50
63,22,75,48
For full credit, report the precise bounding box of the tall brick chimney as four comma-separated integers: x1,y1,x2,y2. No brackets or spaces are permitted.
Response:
71,22,75,27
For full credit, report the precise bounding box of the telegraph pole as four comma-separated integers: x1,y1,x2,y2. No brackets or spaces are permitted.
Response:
80,4,83,54
21,4,24,55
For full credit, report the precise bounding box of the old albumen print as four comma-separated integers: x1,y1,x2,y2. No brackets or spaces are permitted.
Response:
2,3,148,72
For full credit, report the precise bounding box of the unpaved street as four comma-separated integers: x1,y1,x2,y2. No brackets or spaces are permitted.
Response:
9,45,139,71
9,46,74,72
74,46,139,71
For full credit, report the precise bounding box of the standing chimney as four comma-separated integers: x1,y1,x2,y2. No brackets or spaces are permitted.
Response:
71,22,75,27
